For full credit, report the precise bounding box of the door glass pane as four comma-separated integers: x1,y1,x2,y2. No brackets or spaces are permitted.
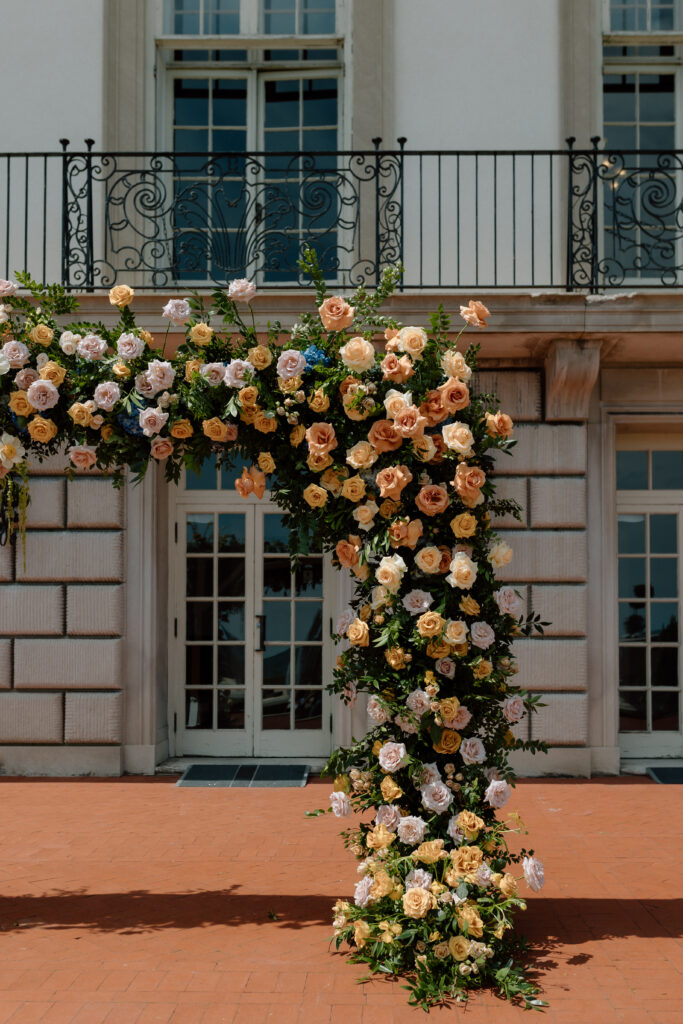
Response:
218,514,245,552
295,600,322,641
619,690,647,731
186,645,213,686
217,688,245,729
187,514,213,552
218,601,245,640
264,514,290,552
295,689,322,729
618,515,645,553
651,647,678,686
218,558,246,596
652,691,679,730
186,690,213,729
264,558,292,596
295,645,321,686
263,645,290,687
616,451,648,489
651,603,678,641
187,557,214,596
650,514,677,553
217,646,245,686
619,602,646,641
652,451,683,489
618,558,646,598
295,558,322,596
619,646,646,686
264,600,290,642
262,689,291,729
650,558,677,598
187,602,213,641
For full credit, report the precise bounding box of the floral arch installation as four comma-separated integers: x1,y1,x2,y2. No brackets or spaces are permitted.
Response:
0,252,547,1008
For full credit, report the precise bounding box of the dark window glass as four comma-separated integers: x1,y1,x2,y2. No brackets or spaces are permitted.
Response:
616,451,648,490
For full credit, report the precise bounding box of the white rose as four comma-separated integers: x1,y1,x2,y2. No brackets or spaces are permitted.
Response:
139,407,169,437
420,782,452,814
470,621,495,650
406,689,430,717
354,875,374,907
352,500,379,531
376,553,406,594
228,277,256,303
418,762,442,785
394,713,418,734
147,359,176,390
460,737,486,765
0,354,9,375
383,388,412,419
200,362,226,387
435,657,456,679
495,587,523,618
401,589,433,615
162,298,191,324
405,868,433,889
375,804,401,831
26,380,59,411
523,855,545,892
340,336,375,373
330,792,351,818
442,421,474,456
378,741,408,773
447,705,472,730
276,349,306,380
59,332,80,356
116,332,145,361
446,817,465,846
0,278,18,296
370,585,389,609
485,779,511,809
446,551,478,590
397,816,428,845
77,334,107,361
336,607,355,635
1,341,29,368
224,358,254,388
93,381,121,411
502,695,525,723
135,372,158,399
367,695,390,725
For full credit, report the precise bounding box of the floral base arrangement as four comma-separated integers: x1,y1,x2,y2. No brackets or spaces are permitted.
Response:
0,253,548,1009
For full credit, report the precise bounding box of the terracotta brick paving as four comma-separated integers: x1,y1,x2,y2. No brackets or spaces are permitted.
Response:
0,777,681,1023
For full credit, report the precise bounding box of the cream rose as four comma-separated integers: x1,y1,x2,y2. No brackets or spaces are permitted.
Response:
397,326,428,360
414,546,442,574
441,349,472,381
375,553,406,593
340,336,375,373
447,552,478,590
347,618,370,647
345,440,377,469
383,388,412,419
489,541,513,569
444,619,468,645
442,422,474,456
109,284,134,308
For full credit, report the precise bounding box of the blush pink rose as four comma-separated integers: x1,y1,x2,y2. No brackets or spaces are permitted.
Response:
460,737,486,765
68,444,97,470
502,695,525,723
150,437,174,460
2,341,29,368
26,380,59,411
228,278,256,303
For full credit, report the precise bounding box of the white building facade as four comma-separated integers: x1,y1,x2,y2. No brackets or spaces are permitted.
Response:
1,0,683,776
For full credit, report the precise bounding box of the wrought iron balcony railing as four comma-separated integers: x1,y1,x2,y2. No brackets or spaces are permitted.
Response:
2,138,683,292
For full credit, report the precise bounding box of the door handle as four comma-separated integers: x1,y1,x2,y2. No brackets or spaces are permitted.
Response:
255,614,266,652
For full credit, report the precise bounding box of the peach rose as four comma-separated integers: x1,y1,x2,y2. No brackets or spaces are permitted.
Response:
441,349,472,381
319,295,355,331
306,451,332,472
453,464,486,508
202,417,234,442
397,326,428,360
184,359,201,381
320,465,348,494
438,377,470,412
415,484,449,517
238,385,259,408
257,452,276,474
347,618,370,647
342,393,370,421
27,415,57,443
253,411,278,434
367,419,403,453
485,410,514,438
437,545,452,572
380,352,414,383
414,546,442,574
419,390,449,426
402,887,436,919
451,512,477,538
416,611,445,638
340,336,375,373
109,284,134,308
247,345,273,370
388,517,423,549
446,847,484,887
29,324,54,347
150,437,174,460
444,620,468,645
442,422,474,456
346,440,378,470
39,361,67,387
489,541,513,569
456,904,484,938
341,475,366,502
412,434,438,462
336,537,360,569
290,424,306,446
393,405,427,439
353,500,378,528
460,299,490,329
9,391,34,417
375,465,413,501
303,483,328,508
308,388,330,413
170,419,194,439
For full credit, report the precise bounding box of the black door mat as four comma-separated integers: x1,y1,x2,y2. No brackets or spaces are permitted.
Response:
646,766,683,784
176,763,310,788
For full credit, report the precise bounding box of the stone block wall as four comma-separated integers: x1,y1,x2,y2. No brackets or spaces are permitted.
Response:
0,460,125,775
480,370,590,767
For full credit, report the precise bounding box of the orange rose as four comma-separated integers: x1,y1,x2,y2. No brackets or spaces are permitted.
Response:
485,410,514,438
460,299,490,329
453,464,486,508
393,405,427,439
415,484,449,517
380,352,414,383
388,517,423,549
305,421,338,456
419,390,449,426
318,295,355,331
375,465,413,501
170,419,194,439
335,537,360,570
367,419,403,453
438,377,470,413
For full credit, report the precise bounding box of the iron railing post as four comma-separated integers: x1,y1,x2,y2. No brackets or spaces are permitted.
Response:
60,139,70,289
84,138,95,291
565,136,575,292
590,136,601,294
397,137,406,290
372,137,382,287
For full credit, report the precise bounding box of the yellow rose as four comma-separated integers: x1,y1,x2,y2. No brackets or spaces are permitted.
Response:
379,498,401,519
290,424,306,447
278,375,302,394
456,904,484,939
307,451,333,473
257,452,276,474
101,424,114,442
240,406,257,425
170,419,194,439
449,936,471,961
238,385,259,408
303,483,327,509
68,402,92,427
202,417,231,442
426,638,451,659
416,611,445,638
347,618,369,647
446,846,484,886
253,411,278,434
39,361,67,387
341,475,366,502
384,646,406,670
473,659,493,679
247,345,273,370
402,888,436,919
459,595,480,616
189,322,213,346
378,920,402,942
380,776,403,802
499,873,518,897
451,513,478,538
108,284,134,308
353,920,371,948
370,869,395,900
9,391,34,417
184,359,201,382
366,824,396,851
308,388,330,413
112,360,132,379
139,329,154,346
433,729,461,755
333,774,350,793
439,696,460,721
411,840,445,864
27,416,57,443
358,604,372,622
29,323,54,346
456,810,485,841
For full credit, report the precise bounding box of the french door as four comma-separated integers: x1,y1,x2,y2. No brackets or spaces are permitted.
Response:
169,498,334,758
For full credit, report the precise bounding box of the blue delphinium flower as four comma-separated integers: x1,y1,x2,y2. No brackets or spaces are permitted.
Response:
303,344,330,371
117,411,145,437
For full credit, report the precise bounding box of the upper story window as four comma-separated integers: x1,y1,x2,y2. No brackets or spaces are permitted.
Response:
166,0,241,34
262,0,335,34
609,0,678,31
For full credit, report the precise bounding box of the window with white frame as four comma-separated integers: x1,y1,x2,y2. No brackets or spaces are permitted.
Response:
157,0,342,283
601,0,683,282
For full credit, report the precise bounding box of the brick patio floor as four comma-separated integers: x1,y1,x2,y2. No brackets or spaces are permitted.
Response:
0,777,681,1024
